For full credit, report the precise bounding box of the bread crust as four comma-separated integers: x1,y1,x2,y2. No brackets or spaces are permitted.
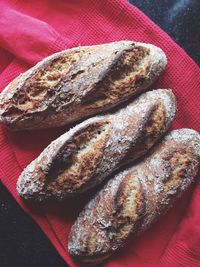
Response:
17,89,176,200
0,41,167,130
68,128,200,266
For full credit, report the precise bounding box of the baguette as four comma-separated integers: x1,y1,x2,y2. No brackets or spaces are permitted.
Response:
0,41,167,130
17,89,176,200
68,129,200,266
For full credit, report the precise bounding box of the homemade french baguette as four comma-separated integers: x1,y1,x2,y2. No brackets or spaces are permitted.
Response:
0,41,167,130
68,129,200,266
17,89,176,200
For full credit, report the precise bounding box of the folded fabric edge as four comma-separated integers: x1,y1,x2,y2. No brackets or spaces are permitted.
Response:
0,127,76,267
0,168,76,267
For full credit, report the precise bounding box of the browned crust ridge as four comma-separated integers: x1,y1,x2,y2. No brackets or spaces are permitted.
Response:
68,128,200,266
17,89,176,200
0,41,167,130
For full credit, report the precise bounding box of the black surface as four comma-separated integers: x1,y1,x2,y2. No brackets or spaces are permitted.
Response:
0,1,199,267
0,183,67,267
129,0,200,65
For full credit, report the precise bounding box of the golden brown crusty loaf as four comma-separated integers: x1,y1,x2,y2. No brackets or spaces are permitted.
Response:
0,41,167,130
17,89,176,200
68,128,200,266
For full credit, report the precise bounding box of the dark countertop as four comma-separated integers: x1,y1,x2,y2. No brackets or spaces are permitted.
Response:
0,1,199,267
130,0,200,65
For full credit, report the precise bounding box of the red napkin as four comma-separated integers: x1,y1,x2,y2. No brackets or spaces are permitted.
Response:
0,0,200,266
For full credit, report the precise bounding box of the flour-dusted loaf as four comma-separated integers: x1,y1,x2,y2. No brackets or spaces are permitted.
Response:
17,89,176,200
0,41,167,130
68,129,200,266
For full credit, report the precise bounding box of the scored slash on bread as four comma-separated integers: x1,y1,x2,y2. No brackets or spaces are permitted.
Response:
68,129,200,266
17,89,176,200
0,41,167,130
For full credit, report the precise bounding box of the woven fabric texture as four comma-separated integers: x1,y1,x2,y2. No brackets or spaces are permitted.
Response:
0,0,200,266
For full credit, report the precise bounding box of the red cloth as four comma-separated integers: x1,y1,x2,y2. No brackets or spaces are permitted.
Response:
0,0,200,266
